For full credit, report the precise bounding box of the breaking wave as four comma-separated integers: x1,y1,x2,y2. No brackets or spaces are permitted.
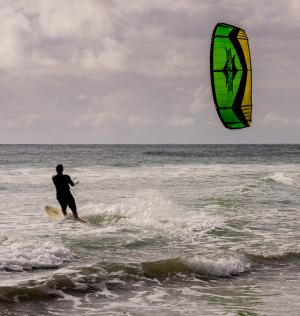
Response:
0,241,72,271
2,247,300,303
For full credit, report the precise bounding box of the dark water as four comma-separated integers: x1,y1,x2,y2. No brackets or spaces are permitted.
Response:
1,144,299,166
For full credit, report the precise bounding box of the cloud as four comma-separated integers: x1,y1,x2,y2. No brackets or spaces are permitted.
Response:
23,113,42,127
0,0,125,77
1,0,300,143
166,115,194,127
71,37,128,73
261,112,290,126
38,0,113,39
0,113,42,129
31,49,58,68
128,115,153,127
77,111,119,127
0,7,31,70
118,0,211,14
189,86,209,114
74,94,122,128
77,94,88,100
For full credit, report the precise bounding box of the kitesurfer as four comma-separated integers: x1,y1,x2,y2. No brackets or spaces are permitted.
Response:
52,164,79,220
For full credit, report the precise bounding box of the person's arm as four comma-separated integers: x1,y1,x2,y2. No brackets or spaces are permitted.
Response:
68,175,75,186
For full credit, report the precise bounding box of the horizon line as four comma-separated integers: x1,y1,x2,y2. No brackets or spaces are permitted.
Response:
0,143,299,146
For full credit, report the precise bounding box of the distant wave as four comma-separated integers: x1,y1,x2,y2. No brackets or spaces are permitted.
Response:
144,150,203,158
263,173,294,186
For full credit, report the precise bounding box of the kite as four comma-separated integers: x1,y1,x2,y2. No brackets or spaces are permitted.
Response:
210,23,252,129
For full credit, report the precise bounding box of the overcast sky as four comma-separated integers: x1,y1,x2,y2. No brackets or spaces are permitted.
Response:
0,0,299,144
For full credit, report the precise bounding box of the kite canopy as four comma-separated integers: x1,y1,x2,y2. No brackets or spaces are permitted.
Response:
210,23,252,129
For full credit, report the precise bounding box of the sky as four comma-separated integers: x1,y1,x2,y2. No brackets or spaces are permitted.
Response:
0,0,300,144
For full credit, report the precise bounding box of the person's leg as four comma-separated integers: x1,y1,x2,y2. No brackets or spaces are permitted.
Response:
67,194,79,219
61,206,67,216
57,197,67,216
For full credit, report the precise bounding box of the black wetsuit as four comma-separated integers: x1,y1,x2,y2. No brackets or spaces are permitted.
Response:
52,174,77,216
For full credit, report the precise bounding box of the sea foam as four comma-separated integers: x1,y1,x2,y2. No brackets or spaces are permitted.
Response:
79,190,179,227
182,255,250,277
0,240,72,271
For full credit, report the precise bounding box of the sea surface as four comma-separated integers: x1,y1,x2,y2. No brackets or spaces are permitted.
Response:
0,144,299,316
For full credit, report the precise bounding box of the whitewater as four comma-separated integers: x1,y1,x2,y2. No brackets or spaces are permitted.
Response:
0,144,299,316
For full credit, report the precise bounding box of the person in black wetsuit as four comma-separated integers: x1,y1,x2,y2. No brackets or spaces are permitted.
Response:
52,164,79,220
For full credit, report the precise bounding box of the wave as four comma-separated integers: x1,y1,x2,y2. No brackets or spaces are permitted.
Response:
144,150,201,158
182,256,250,277
0,265,110,303
0,255,248,303
246,249,300,266
0,241,72,271
2,248,300,303
263,173,294,186
0,285,61,303
114,250,300,280
142,256,250,279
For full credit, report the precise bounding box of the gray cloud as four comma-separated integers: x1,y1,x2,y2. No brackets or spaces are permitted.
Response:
0,0,299,143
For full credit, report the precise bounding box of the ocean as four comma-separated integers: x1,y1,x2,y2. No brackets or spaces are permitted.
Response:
0,144,299,316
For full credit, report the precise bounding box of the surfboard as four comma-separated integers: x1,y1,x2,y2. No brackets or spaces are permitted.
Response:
45,206,88,223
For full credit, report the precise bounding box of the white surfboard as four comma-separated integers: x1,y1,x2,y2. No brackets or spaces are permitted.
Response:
45,206,88,223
